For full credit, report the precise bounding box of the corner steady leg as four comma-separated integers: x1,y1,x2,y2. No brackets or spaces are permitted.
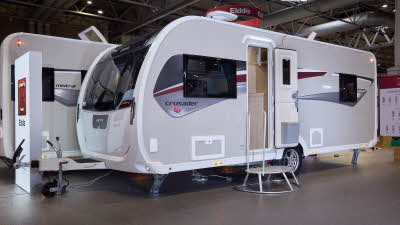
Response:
243,173,249,186
352,148,361,165
150,174,168,195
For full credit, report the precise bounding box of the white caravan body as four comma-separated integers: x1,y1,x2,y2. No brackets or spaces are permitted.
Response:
77,16,378,174
0,33,114,159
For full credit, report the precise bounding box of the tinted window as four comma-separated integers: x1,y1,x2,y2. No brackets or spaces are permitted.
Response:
11,65,55,102
339,74,357,102
282,59,291,85
184,55,237,98
82,46,149,111
42,68,55,101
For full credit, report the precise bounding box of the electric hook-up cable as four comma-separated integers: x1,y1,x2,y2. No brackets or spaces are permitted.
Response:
45,139,113,192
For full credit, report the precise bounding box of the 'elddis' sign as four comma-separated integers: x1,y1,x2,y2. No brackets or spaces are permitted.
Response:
206,5,263,19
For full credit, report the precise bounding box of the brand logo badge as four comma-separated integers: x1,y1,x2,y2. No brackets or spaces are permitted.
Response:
173,107,181,113
18,78,26,116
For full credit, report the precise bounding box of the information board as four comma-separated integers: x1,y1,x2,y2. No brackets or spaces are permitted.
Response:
379,75,400,136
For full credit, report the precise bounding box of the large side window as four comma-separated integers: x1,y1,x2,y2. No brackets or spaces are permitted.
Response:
339,73,357,102
183,55,237,98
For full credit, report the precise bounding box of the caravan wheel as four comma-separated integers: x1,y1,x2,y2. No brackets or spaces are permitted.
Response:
281,147,303,175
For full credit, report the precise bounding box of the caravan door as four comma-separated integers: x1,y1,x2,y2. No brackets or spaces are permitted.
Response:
274,49,299,148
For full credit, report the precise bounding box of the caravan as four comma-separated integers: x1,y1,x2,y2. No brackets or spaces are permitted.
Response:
76,16,378,175
0,32,114,160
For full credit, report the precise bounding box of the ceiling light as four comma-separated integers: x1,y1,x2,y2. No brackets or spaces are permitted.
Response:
87,1,92,4
382,4,388,8
97,10,103,14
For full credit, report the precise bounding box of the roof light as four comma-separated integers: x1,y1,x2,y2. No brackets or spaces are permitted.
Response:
382,4,388,8
87,1,92,4
97,10,103,14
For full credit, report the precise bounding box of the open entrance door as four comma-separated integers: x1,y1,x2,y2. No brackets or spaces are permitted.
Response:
247,46,269,150
274,49,299,148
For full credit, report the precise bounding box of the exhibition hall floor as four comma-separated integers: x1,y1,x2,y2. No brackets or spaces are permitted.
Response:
1,149,399,225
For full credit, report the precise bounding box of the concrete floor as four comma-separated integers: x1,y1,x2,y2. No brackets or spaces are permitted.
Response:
1,149,400,225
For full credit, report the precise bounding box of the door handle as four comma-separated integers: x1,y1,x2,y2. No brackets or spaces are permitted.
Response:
292,91,299,111
130,98,135,125
291,91,298,100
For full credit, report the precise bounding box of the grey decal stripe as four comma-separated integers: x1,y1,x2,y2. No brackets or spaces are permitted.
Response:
299,91,367,107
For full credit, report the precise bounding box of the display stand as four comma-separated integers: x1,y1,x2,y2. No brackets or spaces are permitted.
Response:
14,51,43,193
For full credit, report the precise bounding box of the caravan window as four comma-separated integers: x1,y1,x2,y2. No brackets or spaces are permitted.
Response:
282,59,291,85
339,74,357,102
183,55,237,98
82,46,149,111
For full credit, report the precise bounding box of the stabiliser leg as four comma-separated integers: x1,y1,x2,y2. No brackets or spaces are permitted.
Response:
243,173,249,186
150,174,168,195
352,148,361,165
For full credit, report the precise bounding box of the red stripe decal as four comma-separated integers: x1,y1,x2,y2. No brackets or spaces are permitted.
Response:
298,72,326,79
154,86,183,97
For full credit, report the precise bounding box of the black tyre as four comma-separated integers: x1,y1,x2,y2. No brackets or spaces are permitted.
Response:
41,181,57,198
280,146,303,175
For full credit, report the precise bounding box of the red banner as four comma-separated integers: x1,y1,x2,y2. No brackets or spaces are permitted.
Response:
206,5,263,19
379,75,400,89
206,5,263,27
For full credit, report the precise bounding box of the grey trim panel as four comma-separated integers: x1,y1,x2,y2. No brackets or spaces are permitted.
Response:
155,84,246,118
153,55,184,93
54,89,80,107
281,122,299,145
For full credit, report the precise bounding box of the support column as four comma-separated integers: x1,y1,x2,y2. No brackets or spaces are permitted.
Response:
44,24,51,35
36,23,43,35
388,0,400,75
28,21,35,34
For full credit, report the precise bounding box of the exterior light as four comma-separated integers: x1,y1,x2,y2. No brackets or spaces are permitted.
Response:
97,10,103,14
87,1,92,4
382,4,388,8
17,39,22,47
